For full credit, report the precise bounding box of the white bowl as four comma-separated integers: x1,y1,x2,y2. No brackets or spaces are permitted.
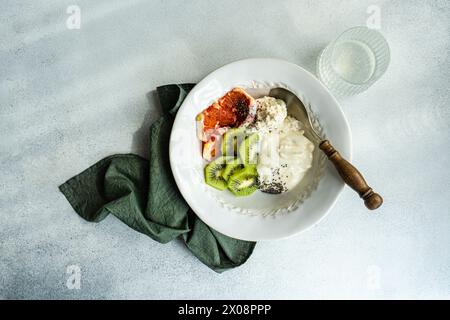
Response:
169,58,351,241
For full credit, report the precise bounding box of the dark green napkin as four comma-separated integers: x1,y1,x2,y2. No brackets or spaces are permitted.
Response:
59,84,256,272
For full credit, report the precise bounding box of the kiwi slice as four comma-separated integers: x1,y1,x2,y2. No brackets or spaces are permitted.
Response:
222,158,244,182
221,128,245,157
244,164,257,175
239,133,259,165
204,156,232,191
227,166,258,196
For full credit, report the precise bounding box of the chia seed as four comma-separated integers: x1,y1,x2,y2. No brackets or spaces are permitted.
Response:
235,99,249,124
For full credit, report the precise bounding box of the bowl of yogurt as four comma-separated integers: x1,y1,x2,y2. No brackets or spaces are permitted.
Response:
170,58,351,240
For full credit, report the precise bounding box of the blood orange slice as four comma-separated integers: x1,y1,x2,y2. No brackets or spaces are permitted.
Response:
196,88,256,142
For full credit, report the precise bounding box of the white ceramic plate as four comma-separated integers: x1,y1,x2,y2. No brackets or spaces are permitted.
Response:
169,58,351,241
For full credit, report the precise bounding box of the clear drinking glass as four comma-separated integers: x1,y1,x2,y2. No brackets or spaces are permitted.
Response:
316,26,390,97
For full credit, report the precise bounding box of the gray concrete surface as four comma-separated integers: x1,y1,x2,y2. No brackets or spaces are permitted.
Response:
1,0,449,299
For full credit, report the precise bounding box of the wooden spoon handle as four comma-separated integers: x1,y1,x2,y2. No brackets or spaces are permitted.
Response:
319,140,383,210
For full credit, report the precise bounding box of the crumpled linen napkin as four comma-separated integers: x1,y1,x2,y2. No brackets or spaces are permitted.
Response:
59,84,256,272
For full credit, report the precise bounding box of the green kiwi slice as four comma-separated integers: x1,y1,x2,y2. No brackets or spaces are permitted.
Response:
239,133,259,165
222,158,244,182
227,166,258,196
204,156,233,190
221,128,245,157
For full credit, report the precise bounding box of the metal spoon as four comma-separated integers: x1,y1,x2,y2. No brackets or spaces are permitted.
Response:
269,87,383,210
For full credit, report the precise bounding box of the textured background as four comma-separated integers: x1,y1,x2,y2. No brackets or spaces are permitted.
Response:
1,0,449,299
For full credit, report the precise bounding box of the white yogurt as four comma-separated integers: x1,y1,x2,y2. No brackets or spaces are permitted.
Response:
256,113,314,193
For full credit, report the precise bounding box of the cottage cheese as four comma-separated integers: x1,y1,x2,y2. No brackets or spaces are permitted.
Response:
252,97,287,132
